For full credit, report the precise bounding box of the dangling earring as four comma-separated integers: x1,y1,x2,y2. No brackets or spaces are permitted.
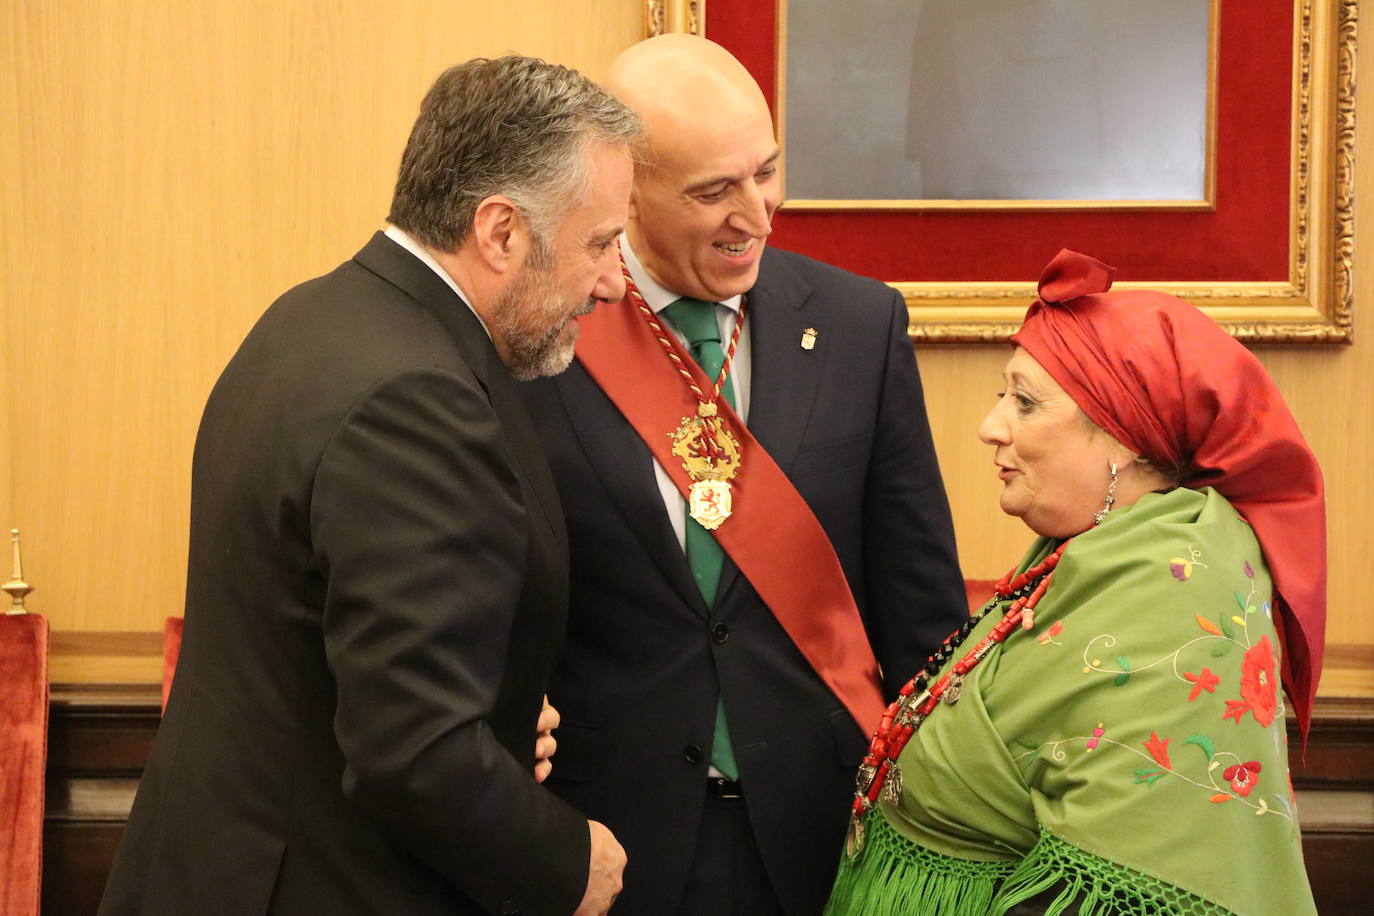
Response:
1093,461,1118,526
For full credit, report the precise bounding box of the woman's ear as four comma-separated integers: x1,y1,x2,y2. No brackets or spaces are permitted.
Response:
1127,450,1179,491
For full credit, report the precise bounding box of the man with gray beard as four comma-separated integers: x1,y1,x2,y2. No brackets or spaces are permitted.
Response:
100,56,638,916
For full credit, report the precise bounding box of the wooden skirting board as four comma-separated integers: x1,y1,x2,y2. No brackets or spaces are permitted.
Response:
41,685,1373,915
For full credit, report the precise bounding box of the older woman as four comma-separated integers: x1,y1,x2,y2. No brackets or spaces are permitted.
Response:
827,250,1323,915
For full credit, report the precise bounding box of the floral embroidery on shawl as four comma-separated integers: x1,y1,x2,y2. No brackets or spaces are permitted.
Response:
1077,558,1280,723
1222,637,1278,726
1021,551,1293,824
1183,667,1220,701
1036,620,1063,646
1223,760,1262,796
1017,725,1295,822
1168,546,1209,580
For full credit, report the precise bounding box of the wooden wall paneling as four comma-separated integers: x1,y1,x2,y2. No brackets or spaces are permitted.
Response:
1250,342,1373,651
1,5,18,544
46,631,163,683
1299,833,1374,914
2,0,1370,690
41,689,1373,914
43,684,160,916
1287,700,1374,913
1,0,643,633
912,344,1030,578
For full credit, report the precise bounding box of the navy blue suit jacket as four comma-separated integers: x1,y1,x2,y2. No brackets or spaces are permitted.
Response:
522,247,965,915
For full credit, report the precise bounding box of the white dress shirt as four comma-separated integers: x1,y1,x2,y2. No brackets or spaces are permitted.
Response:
620,235,752,554
383,224,493,341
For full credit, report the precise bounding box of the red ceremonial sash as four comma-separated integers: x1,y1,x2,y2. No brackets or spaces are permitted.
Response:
574,293,885,733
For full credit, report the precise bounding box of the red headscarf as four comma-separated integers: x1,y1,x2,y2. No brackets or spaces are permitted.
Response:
1012,249,1326,738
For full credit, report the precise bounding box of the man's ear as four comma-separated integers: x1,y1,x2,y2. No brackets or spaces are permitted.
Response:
470,195,528,274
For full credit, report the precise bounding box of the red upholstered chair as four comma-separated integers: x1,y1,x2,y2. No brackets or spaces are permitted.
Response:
162,616,184,713
964,579,998,615
0,613,49,916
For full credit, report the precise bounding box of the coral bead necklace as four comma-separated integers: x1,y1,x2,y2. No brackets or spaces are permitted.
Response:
845,540,1071,858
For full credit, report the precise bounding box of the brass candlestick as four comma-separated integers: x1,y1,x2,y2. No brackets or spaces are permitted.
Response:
2,528,33,614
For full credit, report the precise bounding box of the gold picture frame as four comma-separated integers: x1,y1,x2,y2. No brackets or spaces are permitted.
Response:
646,0,1357,344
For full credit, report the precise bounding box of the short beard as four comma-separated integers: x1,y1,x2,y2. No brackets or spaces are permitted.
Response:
489,235,595,381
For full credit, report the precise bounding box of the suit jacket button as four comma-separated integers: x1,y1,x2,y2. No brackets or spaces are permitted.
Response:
711,622,729,644
499,900,523,915
683,744,704,764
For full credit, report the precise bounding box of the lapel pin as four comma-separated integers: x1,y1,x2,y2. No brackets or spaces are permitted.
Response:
801,328,818,350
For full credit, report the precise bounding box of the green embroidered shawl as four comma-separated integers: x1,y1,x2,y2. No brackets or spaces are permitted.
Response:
828,488,1316,916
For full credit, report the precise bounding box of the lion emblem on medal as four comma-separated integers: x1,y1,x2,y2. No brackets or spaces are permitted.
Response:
669,414,741,530
688,480,732,530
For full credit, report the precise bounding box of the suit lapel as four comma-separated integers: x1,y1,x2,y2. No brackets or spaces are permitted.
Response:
553,366,709,616
483,365,568,549
718,252,827,605
352,232,566,545
744,252,826,473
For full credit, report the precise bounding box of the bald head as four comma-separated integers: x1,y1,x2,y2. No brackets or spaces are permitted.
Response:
604,34,782,303
605,34,773,155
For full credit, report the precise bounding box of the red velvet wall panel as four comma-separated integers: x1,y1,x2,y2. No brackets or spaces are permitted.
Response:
709,0,1292,284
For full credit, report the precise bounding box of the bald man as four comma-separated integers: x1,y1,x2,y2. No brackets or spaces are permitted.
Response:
521,35,965,915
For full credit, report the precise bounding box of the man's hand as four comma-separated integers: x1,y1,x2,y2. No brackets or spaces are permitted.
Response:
534,696,559,783
572,820,625,916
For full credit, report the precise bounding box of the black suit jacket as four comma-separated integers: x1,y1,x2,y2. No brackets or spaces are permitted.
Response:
521,247,965,915
100,233,589,916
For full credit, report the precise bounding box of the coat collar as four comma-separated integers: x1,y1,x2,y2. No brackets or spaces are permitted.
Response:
352,231,566,545
352,231,503,389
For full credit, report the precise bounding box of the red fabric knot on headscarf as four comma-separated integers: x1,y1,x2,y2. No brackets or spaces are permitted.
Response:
1012,249,1326,742
1036,248,1116,304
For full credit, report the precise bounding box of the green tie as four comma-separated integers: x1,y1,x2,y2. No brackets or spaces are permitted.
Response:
660,297,739,781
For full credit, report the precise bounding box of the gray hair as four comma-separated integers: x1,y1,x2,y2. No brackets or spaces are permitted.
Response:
1078,408,1184,486
388,56,642,251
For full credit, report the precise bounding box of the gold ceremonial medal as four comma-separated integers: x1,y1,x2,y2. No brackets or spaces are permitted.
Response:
622,262,750,532
669,413,742,479
669,406,742,530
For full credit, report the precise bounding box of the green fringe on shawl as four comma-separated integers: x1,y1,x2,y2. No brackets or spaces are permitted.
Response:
826,815,1016,916
990,830,1231,916
827,818,1234,916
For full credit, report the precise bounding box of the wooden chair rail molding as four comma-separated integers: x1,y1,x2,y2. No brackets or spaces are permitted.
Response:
47,628,1374,692
41,684,1374,915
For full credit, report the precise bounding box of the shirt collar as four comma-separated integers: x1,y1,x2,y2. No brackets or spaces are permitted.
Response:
620,234,743,315
383,224,492,339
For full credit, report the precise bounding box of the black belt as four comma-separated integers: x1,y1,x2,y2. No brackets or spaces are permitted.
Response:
706,777,743,799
